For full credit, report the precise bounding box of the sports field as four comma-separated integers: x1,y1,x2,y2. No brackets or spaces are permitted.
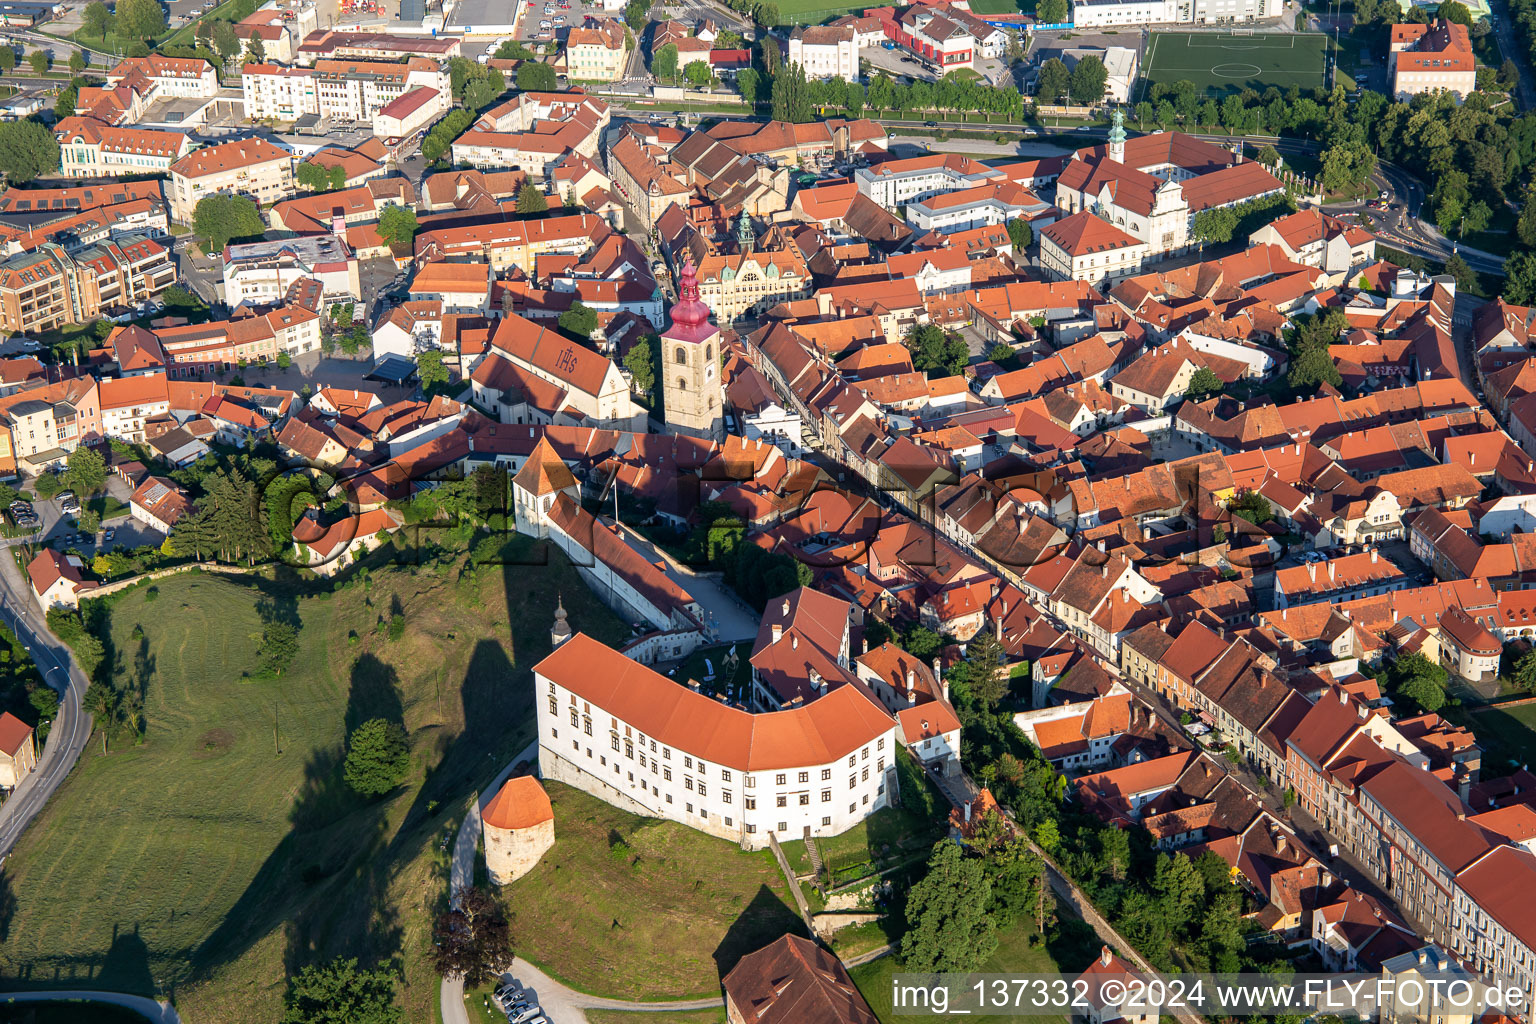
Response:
1143,31,1329,97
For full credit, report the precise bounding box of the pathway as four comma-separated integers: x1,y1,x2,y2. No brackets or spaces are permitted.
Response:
0,991,180,1024
440,746,726,1024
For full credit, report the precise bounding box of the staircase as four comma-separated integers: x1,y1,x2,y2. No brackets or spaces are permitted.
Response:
803,825,824,880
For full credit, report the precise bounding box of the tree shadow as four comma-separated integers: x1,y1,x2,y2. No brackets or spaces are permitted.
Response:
711,884,809,980
96,923,154,996
345,653,403,736
0,869,15,946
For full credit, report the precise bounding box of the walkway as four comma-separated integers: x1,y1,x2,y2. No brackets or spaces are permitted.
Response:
616,524,759,643
439,745,726,1024
0,991,179,1024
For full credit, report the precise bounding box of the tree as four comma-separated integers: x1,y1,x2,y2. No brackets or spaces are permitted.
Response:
431,886,512,988
281,957,402,1024
1507,252,1536,306
988,342,1016,363
1444,254,1475,291
0,47,14,74
624,336,655,394
771,61,812,123
1037,0,1068,20
901,840,997,972
0,119,58,183
1153,851,1205,924
344,718,410,797
257,618,299,676
193,194,263,249
905,323,969,377
683,59,711,87
376,205,418,250
1192,206,1240,244
1513,648,1536,692
83,0,113,39
966,628,1008,708
211,19,241,65
1068,55,1108,106
1230,489,1274,525
1037,57,1069,102
1439,0,1472,22
1098,826,1131,881
1388,651,1449,713
115,0,166,39
63,446,106,496
29,686,58,720
418,349,449,392
516,184,548,214
1288,346,1343,390
1005,218,1032,251
1185,366,1223,398
737,66,762,106
462,67,504,111
54,85,77,119
24,51,46,75
82,681,120,753
69,49,86,75
557,301,599,339
245,31,265,63
516,60,556,91
652,42,678,81
755,2,779,25
623,0,648,30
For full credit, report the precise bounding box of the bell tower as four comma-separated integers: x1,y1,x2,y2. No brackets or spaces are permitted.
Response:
1108,108,1126,165
661,259,724,441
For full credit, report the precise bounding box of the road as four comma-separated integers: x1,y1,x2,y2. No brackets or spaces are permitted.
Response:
0,503,93,861
1487,0,1536,110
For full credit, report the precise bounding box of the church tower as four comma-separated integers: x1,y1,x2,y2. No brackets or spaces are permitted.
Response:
551,595,572,647
736,211,755,254
1107,108,1126,165
661,259,725,441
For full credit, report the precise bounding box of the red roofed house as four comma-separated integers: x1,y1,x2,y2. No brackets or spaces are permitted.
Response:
481,774,555,885
536,630,898,849
1391,20,1475,102
291,507,405,576
26,549,99,610
1040,211,1149,289
723,934,878,1024
0,711,36,789
129,475,191,533
512,435,581,538
1078,946,1157,1024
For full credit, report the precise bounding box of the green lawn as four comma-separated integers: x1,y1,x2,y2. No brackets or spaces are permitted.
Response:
1144,30,1328,97
84,495,130,523
968,0,1026,12
769,0,873,23
500,781,808,1000
0,537,629,1024
851,918,1071,1024
827,918,896,959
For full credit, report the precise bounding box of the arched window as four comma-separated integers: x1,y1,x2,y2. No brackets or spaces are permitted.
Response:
676,377,687,391
705,344,713,362
675,347,687,364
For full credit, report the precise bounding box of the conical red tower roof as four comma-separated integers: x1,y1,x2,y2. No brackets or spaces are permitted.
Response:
663,259,717,344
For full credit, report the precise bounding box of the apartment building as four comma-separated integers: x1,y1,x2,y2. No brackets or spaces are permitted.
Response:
105,54,219,98
99,372,171,443
853,153,1001,209
451,92,609,173
295,29,463,63
0,376,100,462
787,25,859,81
905,181,1051,234
156,304,323,375
169,137,293,223
535,632,899,850
222,234,360,305
413,212,608,271
1391,20,1476,102
565,19,627,82
242,58,452,135
54,117,194,178
0,235,173,335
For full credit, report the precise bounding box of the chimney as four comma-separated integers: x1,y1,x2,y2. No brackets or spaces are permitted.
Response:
1309,563,1317,581
1357,701,1367,720
792,635,799,650
811,668,823,692
1276,833,1287,854
905,670,916,703
995,614,1003,641
964,800,972,824
772,624,783,643
1338,687,1348,705
1101,563,1108,578
781,599,790,616
1371,548,1378,564
1100,946,1113,968
934,656,947,702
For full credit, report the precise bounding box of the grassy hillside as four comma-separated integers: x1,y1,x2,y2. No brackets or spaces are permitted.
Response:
0,535,628,1024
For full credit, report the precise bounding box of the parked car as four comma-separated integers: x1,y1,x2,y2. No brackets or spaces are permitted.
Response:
57,490,79,514
509,1007,543,1024
103,527,115,543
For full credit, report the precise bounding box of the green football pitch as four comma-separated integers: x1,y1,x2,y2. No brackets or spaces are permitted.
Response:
1142,31,1330,98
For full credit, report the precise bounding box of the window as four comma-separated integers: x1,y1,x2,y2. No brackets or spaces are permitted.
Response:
799,793,809,805
848,755,856,767
610,733,619,752
699,782,707,797
725,816,733,826
877,757,885,772
685,756,693,769
722,769,731,781
583,715,592,736
822,816,831,826
666,793,672,803
547,696,557,714
746,796,756,809
861,746,869,760
877,738,885,750
723,790,732,803
775,773,786,785
663,767,672,781
797,771,809,783
746,823,756,833
624,739,634,759
675,345,687,363
778,821,788,832
849,774,857,789
777,795,787,807
685,777,694,791
821,768,831,781
686,803,693,814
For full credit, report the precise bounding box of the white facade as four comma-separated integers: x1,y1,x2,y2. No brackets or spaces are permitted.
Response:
1072,0,1275,26
854,159,1000,209
536,649,900,850
786,27,859,81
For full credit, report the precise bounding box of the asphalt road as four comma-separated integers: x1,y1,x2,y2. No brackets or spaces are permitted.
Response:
0,507,93,862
